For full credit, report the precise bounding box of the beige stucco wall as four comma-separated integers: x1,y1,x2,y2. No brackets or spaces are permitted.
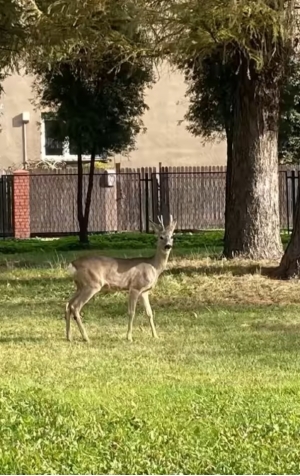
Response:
0,64,226,171
0,72,40,170
114,64,227,169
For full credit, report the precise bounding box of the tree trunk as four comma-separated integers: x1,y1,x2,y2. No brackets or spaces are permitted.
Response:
77,148,96,244
223,63,283,260
82,149,96,240
77,150,88,244
276,188,300,279
224,124,233,248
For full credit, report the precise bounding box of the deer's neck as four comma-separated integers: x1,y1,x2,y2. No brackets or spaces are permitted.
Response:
152,247,171,275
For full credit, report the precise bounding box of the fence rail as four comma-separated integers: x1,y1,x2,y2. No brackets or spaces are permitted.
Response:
29,171,143,235
1,166,299,238
25,166,300,236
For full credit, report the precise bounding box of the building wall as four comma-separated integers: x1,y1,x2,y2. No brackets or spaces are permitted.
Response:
0,72,41,170
114,64,227,169
0,65,227,171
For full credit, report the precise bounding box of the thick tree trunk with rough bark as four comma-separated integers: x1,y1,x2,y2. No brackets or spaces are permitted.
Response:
276,190,300,278
223,62,283,260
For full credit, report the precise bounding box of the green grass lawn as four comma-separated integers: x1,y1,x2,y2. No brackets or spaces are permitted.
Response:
1,232,300,474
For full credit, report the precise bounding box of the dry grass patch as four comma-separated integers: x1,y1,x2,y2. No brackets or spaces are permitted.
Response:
165,256,300,306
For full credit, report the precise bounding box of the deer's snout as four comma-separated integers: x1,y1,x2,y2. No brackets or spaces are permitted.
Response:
165,244,172,250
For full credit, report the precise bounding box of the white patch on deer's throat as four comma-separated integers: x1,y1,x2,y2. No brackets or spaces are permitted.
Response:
67,264,77,276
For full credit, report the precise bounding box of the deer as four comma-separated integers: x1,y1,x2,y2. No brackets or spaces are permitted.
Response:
65,215,177,343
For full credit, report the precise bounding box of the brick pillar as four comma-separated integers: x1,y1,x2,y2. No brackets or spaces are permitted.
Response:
13,170,30,239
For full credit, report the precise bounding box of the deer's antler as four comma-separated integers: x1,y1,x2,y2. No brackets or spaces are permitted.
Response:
157,215,165,230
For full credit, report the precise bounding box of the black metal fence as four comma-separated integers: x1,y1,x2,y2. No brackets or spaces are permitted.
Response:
284,169,300,233
29,171,143,235
144,169,300,233
156,168,300,233
0,167,299,238
0,175,14,238
156,170,226,230
25,167,300,236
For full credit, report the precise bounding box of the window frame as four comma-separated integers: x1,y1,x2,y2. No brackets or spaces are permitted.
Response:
40,114,102,162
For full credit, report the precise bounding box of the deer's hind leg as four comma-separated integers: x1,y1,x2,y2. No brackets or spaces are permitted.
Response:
65,282,83,342
67,284,101,342
127,289,140,342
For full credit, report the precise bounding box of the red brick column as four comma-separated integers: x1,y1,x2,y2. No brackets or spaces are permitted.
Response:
13,170,30,239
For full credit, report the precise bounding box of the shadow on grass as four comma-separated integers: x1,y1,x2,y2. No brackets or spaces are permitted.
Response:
1,300,300,357
0,298,127,321
250,320,300,332
0,336,45,344
167,264,269,277
0,276,70,286
211,328,300,358
0,263,270,281
0,279,298,319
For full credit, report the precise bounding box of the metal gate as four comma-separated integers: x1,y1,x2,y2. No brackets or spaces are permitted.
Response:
282,170,300,233
0,175,14,238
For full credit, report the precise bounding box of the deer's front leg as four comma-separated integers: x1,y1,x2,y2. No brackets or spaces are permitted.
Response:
127,289,139,342
140,291,158,339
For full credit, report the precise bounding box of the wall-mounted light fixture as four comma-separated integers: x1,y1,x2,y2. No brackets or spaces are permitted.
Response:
21,112,30,169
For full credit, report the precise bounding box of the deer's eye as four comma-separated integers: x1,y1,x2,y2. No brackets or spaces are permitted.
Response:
160,236,164,240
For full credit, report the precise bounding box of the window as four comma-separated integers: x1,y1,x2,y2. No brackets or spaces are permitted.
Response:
43,118,64,156
41,115,109,162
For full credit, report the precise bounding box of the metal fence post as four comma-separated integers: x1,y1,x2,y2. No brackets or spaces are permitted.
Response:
145,172,149,233
151,172,159,221
285,171,290,234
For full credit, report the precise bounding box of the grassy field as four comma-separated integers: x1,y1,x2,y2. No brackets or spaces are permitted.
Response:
1,231,300,474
